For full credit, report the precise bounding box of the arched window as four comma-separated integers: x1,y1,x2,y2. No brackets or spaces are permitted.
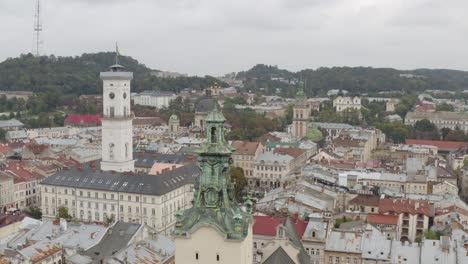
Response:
312,231,316,237
109,143,115,160
211,127,217,143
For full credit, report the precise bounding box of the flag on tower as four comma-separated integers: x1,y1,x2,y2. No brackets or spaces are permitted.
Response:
116,42,120,56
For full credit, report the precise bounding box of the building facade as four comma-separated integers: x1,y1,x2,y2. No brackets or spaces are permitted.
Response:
333,96,361,112
231,141,264,178
39,164,196,235
133,91,177,109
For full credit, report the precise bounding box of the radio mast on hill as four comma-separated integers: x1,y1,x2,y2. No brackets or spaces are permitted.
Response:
33,0,43,56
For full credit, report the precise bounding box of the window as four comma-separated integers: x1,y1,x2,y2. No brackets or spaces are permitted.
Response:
216,254,220,261
336,257,340,263
195,252,199,260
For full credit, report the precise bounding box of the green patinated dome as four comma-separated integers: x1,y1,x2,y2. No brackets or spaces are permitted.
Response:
169,114,179,122
304,126,324,142
206,103,225,123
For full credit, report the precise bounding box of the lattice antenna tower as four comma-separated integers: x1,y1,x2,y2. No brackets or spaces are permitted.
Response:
33,0,43,56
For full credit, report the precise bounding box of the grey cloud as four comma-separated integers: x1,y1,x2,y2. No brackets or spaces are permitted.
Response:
0,0,467,75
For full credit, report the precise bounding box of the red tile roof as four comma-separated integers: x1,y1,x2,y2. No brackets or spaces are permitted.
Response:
231,141,260,156
64,114,101,124
253,216,308,238
349,194,380,207
378,198,434,217
273,147,306,158
367,214,399,225
405,139,468,151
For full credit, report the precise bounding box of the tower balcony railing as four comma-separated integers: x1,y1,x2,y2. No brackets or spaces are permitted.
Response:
102,114,134,120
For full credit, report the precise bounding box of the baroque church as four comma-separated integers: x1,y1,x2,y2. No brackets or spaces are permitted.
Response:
174,99,254,264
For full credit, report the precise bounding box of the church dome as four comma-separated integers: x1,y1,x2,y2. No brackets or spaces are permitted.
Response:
169,114,179,122
304,126,323,142
195,98,215,113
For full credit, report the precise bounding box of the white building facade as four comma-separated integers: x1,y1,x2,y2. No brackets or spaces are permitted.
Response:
133,91,177,109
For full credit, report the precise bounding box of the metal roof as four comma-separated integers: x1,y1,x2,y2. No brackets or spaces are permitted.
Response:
40,163,198,196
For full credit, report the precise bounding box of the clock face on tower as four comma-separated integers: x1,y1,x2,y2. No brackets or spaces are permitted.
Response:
109,92,115,99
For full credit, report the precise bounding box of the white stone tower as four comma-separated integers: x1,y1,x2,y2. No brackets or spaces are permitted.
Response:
100,51,134,172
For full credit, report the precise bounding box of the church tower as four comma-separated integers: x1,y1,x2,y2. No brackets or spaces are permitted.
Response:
292,81,310,139
100,50,134,172
174,101,253,264
168,113,180,136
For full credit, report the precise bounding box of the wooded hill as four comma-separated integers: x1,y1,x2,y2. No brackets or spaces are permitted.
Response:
0,52,224,95
238,64,468,97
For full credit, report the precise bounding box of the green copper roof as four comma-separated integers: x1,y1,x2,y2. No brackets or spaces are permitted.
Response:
304,126,323,142
296,80,306,99
174,100,251,240
206,101,225,123
169,114,179,122
169,114,179,121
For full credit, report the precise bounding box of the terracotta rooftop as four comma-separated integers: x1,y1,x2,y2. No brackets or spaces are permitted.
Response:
64,114,101,124
0,214,26,228
332,135,363,148
405,139,468,151
367,213,399,225
378,198,434,217
133,117,166,126
273,147,306,158
253,216,308,239
349,194,380,207
231,141,260,156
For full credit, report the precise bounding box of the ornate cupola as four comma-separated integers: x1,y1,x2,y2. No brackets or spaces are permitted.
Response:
174,99,252,240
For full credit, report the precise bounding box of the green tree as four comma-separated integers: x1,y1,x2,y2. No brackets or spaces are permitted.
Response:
230,167,247,201
436,103,454,112
424,229,443,240
0,128,6,141
23,207,42,220
413,119,439,140
334,216,353,228
57,206,72,220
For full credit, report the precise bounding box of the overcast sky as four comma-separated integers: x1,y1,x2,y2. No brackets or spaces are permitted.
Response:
1,0,468,76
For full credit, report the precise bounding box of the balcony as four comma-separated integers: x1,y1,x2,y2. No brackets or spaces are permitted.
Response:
102,115,133,121
402,228,409,236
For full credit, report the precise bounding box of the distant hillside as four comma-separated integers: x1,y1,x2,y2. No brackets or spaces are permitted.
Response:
238,64,468,97
0,53,224,95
